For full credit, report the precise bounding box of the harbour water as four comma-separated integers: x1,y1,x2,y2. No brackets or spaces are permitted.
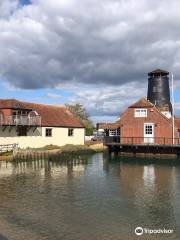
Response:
0,153,180,240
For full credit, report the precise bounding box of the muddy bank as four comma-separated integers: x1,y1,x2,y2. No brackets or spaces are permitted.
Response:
0,143,106,161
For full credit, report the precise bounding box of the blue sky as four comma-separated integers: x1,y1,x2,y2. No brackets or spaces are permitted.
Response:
1,0,180,124
20,0,31,5
0,80,71,105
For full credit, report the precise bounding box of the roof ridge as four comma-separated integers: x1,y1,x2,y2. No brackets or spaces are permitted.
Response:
129,97,153,108
0,98,66,109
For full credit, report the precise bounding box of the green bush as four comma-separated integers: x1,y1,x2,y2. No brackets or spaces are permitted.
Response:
85,128,93,136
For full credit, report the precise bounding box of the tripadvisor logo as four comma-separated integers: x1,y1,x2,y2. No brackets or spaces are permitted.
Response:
135,227,143,236
135,227,173,236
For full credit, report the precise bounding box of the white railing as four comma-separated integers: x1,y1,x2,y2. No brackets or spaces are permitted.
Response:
0,115,41,126
0,144,18,153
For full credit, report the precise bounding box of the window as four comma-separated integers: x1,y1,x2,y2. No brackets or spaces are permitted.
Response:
68,128,74,136
145,125,153,135
134,109,147,117
109,128,120,136
17,126,27,136
45,128,52,137
109,129,116,136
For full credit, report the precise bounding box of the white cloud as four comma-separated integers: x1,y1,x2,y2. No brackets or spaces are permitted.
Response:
67,81,146,117
0,0,19,18
1,0,180,119
1,0,180,89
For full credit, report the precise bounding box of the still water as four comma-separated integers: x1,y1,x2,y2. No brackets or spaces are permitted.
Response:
0,153,180,240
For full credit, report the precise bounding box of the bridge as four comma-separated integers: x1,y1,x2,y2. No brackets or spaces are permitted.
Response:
104,136,180,157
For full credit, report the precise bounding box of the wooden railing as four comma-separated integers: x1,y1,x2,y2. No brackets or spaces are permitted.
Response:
0,144,18,153
0,115,41,126
104,136,180,146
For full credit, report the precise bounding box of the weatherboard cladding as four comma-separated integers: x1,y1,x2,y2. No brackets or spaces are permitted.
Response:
0,99,84,128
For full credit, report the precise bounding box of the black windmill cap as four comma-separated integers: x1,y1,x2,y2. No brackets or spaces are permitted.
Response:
148,69,169,76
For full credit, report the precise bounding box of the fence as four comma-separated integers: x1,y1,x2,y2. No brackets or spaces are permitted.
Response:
0,144,18,153
104,136,180,146
0,115,41,126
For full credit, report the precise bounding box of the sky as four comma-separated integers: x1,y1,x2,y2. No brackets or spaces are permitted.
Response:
1,0,180,123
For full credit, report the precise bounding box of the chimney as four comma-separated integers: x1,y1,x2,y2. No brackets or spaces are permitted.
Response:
147,69,172,114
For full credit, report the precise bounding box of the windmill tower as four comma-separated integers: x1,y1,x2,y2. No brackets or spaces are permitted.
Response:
147,69,172,118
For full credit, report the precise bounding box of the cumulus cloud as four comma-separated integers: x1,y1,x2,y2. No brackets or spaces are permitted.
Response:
0,0,180,119
1,0,180,89
0,0,19,18
68,81,147,116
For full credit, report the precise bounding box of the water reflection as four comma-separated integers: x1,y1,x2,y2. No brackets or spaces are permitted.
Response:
104,155,180,237
0,157,88,178
0,153,180,240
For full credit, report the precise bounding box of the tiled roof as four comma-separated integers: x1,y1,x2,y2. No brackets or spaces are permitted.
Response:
129,98,153,108
0,99,29,109
98,120,121,130
0,99,84,128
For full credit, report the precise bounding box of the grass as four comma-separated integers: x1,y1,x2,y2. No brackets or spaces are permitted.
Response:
28,144,61,151
60,144,100,154
25,143,104,153
0,143,105,161
0,151,13,156
36,144,104,153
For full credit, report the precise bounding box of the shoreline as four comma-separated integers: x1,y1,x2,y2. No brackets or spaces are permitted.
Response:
0,142,106,161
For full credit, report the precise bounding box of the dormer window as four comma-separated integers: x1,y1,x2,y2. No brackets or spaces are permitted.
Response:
134,109,147,117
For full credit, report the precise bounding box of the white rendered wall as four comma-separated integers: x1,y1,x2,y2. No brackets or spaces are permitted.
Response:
0,127,85,148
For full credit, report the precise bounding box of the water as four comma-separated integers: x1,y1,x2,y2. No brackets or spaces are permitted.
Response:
0,153,180,240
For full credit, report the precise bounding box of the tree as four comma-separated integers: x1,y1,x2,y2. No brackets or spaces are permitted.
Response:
65,103,94,136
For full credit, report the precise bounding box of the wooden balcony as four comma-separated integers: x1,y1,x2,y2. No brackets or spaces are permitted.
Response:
0,115,41,126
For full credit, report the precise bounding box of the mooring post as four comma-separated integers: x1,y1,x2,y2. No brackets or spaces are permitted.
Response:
108,146,112,156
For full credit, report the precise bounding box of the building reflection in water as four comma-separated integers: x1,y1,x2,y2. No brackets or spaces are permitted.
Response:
0,156,89,180
0,154,180,235
103,155,180,229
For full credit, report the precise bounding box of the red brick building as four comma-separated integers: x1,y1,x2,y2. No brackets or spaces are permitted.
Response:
120,98,179,144
98,69,180,145
99,98,180,145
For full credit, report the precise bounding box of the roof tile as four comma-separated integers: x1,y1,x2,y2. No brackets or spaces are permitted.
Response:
0,99,84,128
129,98,153,108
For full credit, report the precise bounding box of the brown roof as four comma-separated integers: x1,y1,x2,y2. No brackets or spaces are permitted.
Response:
0,99,30,109
129,98,154,108
0,99,84,128
98,120,121,130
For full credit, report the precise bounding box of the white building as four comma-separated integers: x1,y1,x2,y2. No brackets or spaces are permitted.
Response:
0,99,85,148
